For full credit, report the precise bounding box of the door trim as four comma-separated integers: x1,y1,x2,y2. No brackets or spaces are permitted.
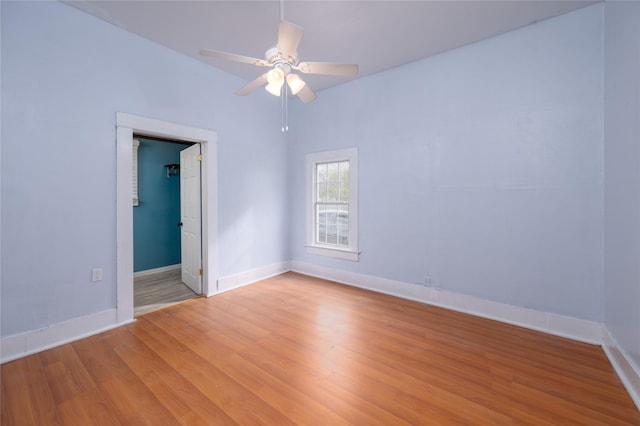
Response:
116,112,217,324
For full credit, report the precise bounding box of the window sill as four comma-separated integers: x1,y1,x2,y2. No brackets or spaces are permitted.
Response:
305,245,360,262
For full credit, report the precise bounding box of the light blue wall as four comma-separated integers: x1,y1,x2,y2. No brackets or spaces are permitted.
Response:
1,1,289,337
133,139,186,272
604,1,640,372
3,0,635,349
289,5,604,321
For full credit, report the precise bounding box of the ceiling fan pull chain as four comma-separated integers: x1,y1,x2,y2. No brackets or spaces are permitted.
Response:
284,84,289,132
280,83,290,133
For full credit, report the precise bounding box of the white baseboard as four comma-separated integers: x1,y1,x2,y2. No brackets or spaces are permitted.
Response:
289,261,603,345
134,263,181,278
1,309,134,364
216,261,291,294
602,328,640,410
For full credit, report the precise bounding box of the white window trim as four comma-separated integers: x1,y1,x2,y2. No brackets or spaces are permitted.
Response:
306,148,359,262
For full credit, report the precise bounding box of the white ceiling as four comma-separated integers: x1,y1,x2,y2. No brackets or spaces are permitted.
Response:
65,0,597,93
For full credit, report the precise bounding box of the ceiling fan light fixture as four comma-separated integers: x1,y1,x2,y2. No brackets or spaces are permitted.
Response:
265,67,285,96
265,81,283,96
267,67,285,85
286,73,306,95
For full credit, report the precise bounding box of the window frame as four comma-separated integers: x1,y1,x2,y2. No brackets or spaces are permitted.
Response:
306,148,359,261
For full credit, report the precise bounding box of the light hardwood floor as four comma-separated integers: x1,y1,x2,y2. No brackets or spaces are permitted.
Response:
2,272,639,425
134,268,198,316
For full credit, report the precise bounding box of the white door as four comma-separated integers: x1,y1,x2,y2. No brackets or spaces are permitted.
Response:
180,144,202,294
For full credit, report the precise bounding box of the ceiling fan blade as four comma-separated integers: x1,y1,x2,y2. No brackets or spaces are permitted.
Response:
199,49,270,67
297,62,359,76
236,73,269,96
296,84,317,104
277,21,304,60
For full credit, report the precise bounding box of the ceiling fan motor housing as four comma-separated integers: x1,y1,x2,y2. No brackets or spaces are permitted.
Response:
266,47,299,73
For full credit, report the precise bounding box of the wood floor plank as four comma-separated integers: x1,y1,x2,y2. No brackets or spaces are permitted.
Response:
41,345,97,406
134,314,293,425
56,388,122,426
112,323,239,425
142,307,354,424
134,268,198,316
2,272,639,425
487,351,640,419
1,359,39,425
1,356,62,425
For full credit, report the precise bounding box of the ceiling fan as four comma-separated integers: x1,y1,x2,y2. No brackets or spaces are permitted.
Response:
199,18,358,104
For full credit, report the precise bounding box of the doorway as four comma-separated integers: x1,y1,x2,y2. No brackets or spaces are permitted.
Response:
132,137,201,316
116,112,218,325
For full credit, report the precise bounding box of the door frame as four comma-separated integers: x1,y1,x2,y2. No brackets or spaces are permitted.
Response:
116,112,217,324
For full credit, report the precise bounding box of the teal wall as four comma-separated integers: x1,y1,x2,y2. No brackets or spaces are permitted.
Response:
134,139,190,272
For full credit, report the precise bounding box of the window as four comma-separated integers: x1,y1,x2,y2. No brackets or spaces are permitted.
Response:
306,148,359,261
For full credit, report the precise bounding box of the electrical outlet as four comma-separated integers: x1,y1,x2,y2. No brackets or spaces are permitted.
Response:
92,268,103,282
423,276,432,287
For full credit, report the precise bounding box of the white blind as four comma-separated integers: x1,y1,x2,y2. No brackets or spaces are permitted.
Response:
132,139,140,206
